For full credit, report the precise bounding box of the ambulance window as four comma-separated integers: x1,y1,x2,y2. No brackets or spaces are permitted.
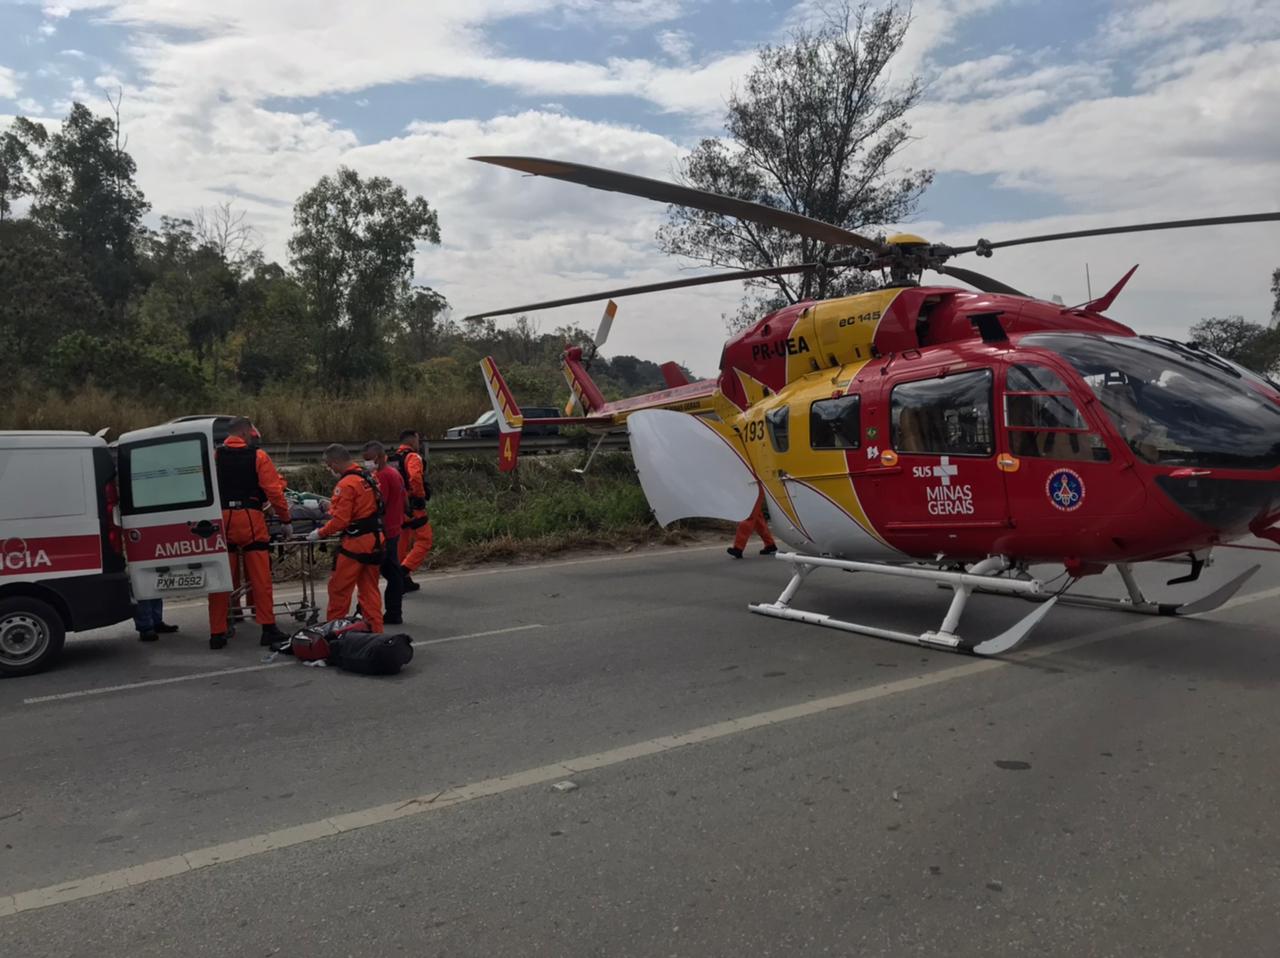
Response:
810,396,861,449
0,450,87,521
766,405,790,453
121,435,214,514
891,369,993,457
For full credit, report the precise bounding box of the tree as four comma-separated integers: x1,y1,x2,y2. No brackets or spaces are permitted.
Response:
27,102,150,313
657,1,932,328
0,219,104,372
1271,266,1279,325
235,261,312,390
194,201,262,270
391,286,452,364
288,167,441,386
0,117,47,222
1189,316,1280,374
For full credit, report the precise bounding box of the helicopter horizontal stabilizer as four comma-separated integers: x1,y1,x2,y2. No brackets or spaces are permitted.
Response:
628,410,759,526
660,362,691,388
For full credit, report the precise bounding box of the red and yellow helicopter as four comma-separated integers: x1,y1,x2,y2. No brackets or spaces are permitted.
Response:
469,155,1280,656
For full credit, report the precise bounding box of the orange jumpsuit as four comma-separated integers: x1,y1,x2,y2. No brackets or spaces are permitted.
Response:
208,437,291,635
733,492,776,552
395,444,433,572
318,465,384,633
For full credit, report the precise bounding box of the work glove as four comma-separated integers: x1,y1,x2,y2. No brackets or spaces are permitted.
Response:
306,529,320,542
280,523,294,539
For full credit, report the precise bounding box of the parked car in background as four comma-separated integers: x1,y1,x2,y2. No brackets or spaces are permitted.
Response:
444,407,563,439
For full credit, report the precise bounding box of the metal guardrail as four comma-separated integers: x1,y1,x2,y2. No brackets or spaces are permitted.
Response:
262,433,631,463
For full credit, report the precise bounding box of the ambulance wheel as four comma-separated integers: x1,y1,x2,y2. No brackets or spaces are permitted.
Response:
0,596,66,677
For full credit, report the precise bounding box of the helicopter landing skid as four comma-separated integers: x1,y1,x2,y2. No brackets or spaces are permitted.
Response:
1053,562,1260,617
749,553,1059,657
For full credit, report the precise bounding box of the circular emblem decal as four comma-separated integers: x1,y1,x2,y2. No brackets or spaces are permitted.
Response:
866,426,879,439
1046,469,1085,512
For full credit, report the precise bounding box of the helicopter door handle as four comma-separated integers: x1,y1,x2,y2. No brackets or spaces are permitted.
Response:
1169,468,1212,478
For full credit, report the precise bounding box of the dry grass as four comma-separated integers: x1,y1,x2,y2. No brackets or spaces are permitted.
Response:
2,384,488,440
286,453,723,569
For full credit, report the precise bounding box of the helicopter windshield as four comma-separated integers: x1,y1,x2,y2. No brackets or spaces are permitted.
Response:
1019,334,1280,470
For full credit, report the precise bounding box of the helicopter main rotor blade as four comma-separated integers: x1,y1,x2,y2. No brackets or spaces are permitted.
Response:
953,212,1280,256
471,156,884,253
933,265,1028,297
464,263,817,320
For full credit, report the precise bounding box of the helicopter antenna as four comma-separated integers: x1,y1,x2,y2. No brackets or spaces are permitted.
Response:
1086,263,1092,300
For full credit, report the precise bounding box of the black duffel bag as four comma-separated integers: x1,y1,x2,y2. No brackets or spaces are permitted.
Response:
328,632,414,675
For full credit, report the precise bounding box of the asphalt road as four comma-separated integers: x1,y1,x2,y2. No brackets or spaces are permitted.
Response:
3,541,1280,957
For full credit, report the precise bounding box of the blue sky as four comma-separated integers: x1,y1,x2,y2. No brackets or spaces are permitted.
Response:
2,0,1278,370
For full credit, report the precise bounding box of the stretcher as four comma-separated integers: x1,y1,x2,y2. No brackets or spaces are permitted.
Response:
227,535,342,627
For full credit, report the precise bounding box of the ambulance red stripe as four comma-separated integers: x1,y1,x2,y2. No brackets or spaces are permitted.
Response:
0,534,102,577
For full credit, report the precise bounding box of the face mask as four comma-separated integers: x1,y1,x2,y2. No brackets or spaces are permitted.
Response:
363,460,377,472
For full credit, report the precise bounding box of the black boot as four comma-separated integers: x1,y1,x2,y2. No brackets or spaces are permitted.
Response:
401,566,420,592
154,622,179,634
138,631,159,643
260,624,287,647
210,631,228,650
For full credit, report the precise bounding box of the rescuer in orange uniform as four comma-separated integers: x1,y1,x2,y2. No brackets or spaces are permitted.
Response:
727,490,777,559
309,444,385,632
208,417,293,649
390,429,432,592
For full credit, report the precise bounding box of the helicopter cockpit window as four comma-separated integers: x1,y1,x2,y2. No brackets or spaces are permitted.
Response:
766,405,790,453
810,396,861,449
891,369,993,457
1004,363,1111,462
1021,334,1280,470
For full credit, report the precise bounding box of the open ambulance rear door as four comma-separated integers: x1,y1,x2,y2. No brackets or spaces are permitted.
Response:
116,419,232,600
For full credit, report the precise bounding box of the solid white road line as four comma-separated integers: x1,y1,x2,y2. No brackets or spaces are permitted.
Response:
22,625,546,705
21,663,292,704
418,624,544,646
6,582,1279,918
425,544,723,581
157,544,726,610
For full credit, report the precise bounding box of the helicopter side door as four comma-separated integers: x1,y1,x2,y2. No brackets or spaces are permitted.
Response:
747,369,900,560
997,355,1147,555
868,362,1011,558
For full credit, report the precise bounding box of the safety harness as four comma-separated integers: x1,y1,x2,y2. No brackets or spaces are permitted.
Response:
390,447,431,528
216,444,271,553
336,466,386,566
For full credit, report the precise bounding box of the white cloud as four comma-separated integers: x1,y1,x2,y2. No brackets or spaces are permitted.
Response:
657,28,693,61
39,1,745,117
0,66,20,101
15,0,1280,372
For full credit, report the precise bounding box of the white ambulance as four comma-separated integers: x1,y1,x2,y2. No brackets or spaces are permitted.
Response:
0,420,232,677
0,431,133,676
